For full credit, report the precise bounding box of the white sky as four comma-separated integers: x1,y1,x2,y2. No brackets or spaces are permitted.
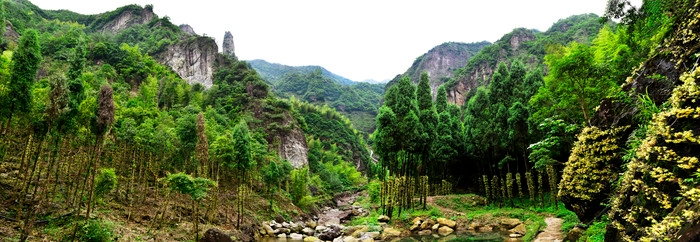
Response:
30,0,640,82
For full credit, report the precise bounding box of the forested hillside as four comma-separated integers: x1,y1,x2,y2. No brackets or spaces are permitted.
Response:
2,0,699,241
0,0,370,241
248,58,385,136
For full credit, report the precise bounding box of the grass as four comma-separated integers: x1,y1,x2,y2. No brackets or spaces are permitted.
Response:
578,216,608,242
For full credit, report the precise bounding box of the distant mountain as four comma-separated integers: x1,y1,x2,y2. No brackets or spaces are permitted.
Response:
247,59,355,85
445,13,609,106
387,41,490,97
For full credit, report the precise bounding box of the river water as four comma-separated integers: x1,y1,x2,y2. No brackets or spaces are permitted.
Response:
258,231,514,242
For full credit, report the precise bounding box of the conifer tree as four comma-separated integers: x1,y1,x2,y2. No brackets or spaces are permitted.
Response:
3,29,42,135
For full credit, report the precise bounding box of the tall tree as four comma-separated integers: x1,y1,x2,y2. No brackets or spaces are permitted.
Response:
3,29,42,135
435,85,448,114
232,119,252,228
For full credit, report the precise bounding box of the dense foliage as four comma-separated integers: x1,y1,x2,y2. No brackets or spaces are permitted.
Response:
0,1,372,240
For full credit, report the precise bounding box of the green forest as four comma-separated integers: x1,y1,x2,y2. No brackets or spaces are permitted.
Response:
1,0,700,241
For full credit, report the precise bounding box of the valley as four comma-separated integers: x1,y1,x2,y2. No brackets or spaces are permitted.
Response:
1,0,699,242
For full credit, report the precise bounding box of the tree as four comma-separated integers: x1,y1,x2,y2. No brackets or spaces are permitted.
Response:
435,85,448,114
533,42,614,125
195,113,210,178
3,29,42,135
165,172,216,242
232,119,252,228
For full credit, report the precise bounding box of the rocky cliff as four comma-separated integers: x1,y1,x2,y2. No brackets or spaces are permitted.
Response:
156,36,217,88
444,14,605,106
98,5,154,34
278,123,309,169
223,31,235,56
389,42,489,99
447,29,536,106
179,24,196,35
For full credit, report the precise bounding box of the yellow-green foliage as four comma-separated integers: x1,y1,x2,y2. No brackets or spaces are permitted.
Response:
608,67,700,241
558,125,629,204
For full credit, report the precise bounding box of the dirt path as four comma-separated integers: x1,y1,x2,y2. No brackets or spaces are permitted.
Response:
534,216,563,242
425,196,465,216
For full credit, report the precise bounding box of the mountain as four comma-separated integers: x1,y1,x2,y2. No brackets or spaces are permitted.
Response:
248,59,355,85
0,1,373,241
445,13,608,106
388,41,490,97
271,69,384,135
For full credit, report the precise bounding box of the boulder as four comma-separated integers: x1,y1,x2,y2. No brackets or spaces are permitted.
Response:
272,221,282,229
277,233,287,238
273,228,290,235
420,218,435,230
282,222,290,228
500,218,522,229
509,223,526,235
263,224,275,235
290,222,304,233
410,224,421,231
418,230,432,236
437,226,454,236
436,218,457,228
509,233,523,238
304,236,321,242
431,223,440,231
202,228,233,242
377,215,390,223
565,226,586,242
302,227,315,236
343,236,360,242
412,217,423,225
315,225,328,232
318,226,342,241
289,233,304,240
339,210,354,222
381,227,402,241
306,221,318,229
360,238,374,242
364,231,380,240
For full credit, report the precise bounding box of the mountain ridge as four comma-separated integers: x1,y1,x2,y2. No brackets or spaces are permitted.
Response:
248,59,355,85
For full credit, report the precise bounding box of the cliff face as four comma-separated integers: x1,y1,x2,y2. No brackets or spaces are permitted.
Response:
278,125,309,169
99,7,154,34
156,36,217,88
388,42,489,98
179,24,196,35
223,31,235,56
447,29,536,106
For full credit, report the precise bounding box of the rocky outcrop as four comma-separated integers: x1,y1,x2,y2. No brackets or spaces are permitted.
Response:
223,31,235,56
179,24,197,35
276,117,308,168
3,21,19,44
446,29,535,106
202,228,233,242
99,6,154,34
156,36,217,88
447,62,493,105
390,42,489,99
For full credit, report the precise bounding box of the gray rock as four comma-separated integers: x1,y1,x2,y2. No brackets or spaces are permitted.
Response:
289,233,304,240
202,228,233,242
377,215,390,223
302,227,315,235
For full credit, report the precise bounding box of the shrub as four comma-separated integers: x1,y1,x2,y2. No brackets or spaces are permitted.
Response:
79,219,114,242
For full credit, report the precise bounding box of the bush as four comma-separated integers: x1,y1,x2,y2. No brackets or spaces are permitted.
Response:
79,219,114,242
367,180,381,203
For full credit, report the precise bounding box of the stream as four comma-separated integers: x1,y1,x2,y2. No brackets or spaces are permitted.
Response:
258,190,520,242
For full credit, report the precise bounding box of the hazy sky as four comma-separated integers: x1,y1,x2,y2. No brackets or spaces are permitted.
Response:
31,0,638,82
